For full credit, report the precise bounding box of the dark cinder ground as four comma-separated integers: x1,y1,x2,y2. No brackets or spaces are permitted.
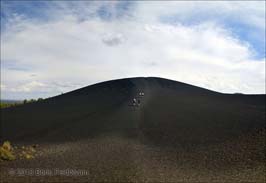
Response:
1,77,265,182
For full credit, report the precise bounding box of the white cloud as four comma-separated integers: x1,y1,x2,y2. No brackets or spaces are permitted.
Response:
0,1,265,99
133,1,265,30
9,81,46,92
0,84,6,90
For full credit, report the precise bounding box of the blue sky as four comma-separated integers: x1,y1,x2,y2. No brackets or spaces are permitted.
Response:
1,1,265,99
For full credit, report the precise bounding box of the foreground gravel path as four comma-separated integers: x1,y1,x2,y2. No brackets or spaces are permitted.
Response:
1,130,265,183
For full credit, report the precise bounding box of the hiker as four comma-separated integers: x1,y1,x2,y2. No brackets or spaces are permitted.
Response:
133,98,137,106
139,92,144,96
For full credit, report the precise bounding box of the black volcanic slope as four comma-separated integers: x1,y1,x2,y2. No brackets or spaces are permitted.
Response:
1,77,265,144
1,77,265,182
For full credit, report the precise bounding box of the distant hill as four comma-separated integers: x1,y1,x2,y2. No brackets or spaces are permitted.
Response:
0,100,22,104
1,77,265,182
1,77,265,146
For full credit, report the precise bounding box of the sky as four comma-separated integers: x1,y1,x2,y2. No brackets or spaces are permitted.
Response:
0,1,265,100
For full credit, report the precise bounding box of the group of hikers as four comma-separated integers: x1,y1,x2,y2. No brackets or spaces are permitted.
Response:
132,92,144,106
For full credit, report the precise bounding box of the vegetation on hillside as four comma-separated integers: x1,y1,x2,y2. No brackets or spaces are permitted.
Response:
0,103,17,109
0,98,43,109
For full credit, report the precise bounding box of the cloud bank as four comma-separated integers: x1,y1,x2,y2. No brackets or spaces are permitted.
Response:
1,1,265,99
